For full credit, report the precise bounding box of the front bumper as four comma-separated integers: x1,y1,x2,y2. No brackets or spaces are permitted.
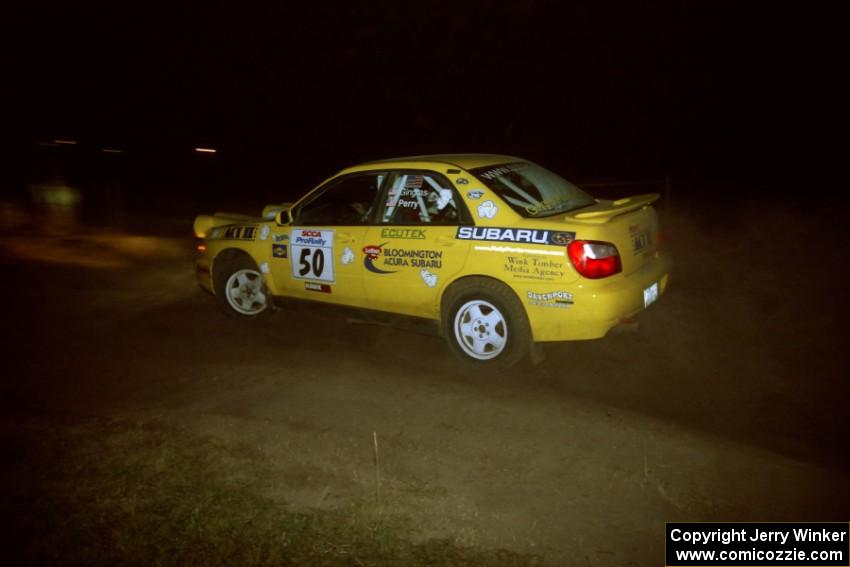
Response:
196,256,214,294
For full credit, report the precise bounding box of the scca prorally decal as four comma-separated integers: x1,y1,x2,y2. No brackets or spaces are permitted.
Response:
291,228,335,283
527,290,573,308
221,225,258,241
381,227,426,239
272,244,287,258
456,226,575,246
294,229,328,247
305,282,331,293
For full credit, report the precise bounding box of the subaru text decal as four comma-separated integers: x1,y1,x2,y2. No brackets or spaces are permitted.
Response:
456,226,575,245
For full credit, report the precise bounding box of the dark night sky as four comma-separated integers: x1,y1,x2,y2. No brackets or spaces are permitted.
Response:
4,1,838,208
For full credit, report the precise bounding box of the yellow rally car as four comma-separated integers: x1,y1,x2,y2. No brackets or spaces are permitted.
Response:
193,154,671,367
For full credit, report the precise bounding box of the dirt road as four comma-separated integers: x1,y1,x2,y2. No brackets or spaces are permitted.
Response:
2,206,848,565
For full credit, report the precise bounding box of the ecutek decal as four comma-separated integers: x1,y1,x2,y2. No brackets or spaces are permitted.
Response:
221,225,258,241
505,256,567,280
527,290,573,308
456,226,575,245
272,244,288,258
381,228,426,240
305,282,332,294
466,190,484,200
363,244,442,274
291,228,334,282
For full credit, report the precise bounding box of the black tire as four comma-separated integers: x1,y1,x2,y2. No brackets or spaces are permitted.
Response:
213,253,270,318
441,277,531,368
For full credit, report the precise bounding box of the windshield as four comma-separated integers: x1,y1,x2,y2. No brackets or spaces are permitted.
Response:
469,162,595,217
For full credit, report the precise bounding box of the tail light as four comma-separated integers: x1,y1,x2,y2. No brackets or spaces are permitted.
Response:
568,240,621,279
196,239,207,254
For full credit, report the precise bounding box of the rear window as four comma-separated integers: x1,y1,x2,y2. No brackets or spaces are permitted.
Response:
470,162,595,218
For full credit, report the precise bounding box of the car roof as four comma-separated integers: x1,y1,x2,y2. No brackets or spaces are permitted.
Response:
342,153,525,173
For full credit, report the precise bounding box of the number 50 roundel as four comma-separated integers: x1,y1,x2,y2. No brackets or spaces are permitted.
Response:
290,229,335,283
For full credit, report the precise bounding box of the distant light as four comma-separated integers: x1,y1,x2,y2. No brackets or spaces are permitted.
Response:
101,148,123,153
194,147,217,153
37,142,59,147
53,139,78,145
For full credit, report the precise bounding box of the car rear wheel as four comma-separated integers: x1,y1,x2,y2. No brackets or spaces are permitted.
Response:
214,255,269,318
442,278,530,368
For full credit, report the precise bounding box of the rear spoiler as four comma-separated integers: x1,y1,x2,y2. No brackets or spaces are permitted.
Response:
566,193,660,224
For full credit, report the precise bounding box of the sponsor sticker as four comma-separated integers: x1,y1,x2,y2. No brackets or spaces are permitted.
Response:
341,246,355,265
473,245,565,257
272,244,288,258
259,225,270,241
457,226,575,246
527,290,573,308
420,269,438,288
291,228,334,282
466,190,484,200
505,256,567,280
221,225,258,241
273,233,290,243
477,200,498,219
305,282,332,293
455,177,469,185
381,227,426,239
363,244,443,274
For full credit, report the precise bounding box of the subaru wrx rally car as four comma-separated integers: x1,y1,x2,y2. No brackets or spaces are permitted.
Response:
194,154,671,367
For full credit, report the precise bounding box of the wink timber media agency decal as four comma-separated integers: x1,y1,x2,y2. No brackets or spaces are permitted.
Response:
456,226,575,246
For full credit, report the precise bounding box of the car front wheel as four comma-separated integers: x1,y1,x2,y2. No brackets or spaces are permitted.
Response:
214,255,269,318
442,278,530,368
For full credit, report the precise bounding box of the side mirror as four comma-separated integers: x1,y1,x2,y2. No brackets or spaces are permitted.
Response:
275,208,292,226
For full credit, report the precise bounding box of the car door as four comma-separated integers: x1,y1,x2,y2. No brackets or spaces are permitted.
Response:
270,171,386,306
362,170,473,318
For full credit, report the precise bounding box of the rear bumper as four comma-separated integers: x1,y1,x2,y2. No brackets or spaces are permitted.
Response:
530,251,672,342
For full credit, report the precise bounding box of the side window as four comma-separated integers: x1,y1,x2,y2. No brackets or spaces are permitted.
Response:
295,173,385,225
380,172,463,225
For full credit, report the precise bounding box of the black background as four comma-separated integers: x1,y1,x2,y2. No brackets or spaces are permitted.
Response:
3,1,842,213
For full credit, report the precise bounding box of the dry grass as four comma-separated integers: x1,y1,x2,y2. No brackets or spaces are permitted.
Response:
1,415,542,566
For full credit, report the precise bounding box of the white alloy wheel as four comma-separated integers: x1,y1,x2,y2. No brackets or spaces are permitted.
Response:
453,299,508,360
224,269,267,315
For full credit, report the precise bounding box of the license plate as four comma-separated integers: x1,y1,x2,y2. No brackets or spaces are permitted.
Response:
632,231,651,253
643,282,659,308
